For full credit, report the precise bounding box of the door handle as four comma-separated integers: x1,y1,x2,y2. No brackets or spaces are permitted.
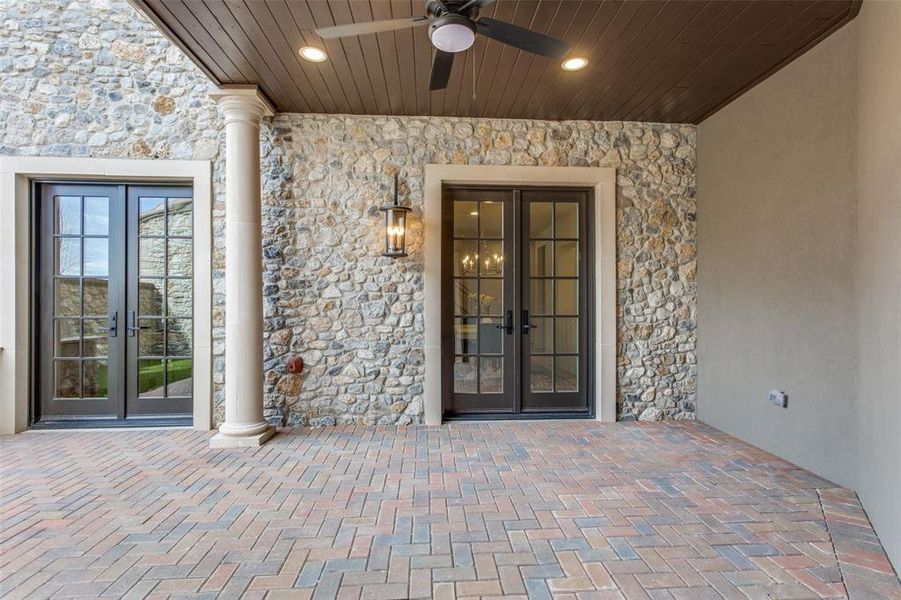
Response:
126,310,149,336
522,310,537,333
494,310,513,335
108,310,118,337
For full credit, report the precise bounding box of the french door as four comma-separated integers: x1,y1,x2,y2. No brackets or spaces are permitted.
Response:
35,182,194,425
442,186,592,418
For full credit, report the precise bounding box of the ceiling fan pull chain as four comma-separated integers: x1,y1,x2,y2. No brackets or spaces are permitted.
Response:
472,44,476,101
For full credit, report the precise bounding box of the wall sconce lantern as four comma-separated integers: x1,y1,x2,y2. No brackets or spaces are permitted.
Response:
380,172,411,258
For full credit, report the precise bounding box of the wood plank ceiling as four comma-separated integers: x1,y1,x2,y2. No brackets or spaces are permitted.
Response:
132,0,860,124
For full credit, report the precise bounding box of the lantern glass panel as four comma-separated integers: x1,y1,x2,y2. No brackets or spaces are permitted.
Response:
383,207,408,256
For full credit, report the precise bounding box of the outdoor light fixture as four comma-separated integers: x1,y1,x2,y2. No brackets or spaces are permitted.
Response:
561,57,589,71
299,46,328,62
380,173,411,258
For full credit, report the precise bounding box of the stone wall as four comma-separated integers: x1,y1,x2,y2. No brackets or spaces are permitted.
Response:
0,0,221,160
258,116,697,425
1,0,698,426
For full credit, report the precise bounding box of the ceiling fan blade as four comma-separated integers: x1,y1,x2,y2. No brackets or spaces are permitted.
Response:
315,17,432,39
476,17,570,59
429,50,454,91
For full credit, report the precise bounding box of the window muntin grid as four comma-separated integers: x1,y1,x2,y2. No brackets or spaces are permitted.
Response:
452,199,505,394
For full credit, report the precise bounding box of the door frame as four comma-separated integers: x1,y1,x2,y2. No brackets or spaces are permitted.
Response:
518,187,594,415
441,185,595,419
424,165,617,425
34,182,129,422
0,157,213,433
441,186,519,417
123,185,196,421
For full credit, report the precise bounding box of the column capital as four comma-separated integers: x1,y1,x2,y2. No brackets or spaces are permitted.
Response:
211,85,275,125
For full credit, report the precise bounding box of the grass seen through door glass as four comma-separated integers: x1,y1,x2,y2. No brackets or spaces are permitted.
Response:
139,358,191,395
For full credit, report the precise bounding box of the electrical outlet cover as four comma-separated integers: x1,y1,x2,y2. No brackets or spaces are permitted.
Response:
768,389,788,408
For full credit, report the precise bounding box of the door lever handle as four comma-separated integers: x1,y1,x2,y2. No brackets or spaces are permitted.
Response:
494,309,513,335
126,310,149,336
521,310,537,333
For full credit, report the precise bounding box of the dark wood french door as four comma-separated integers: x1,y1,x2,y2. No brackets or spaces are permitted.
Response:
442,186,593,419
34,182,194,425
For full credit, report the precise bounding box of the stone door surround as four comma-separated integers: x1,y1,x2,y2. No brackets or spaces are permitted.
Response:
422,165,617,424
0,156,214,434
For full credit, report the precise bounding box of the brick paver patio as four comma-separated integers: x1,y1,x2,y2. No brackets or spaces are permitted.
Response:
1,421,898,599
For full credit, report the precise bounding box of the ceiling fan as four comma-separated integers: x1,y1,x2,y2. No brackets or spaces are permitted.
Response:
313,0,572,91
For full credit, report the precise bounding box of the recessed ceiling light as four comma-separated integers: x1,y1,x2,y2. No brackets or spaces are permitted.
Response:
299,46,327,63
561,57,589,71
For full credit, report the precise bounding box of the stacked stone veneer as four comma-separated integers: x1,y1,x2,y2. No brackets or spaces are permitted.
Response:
1,0,697,426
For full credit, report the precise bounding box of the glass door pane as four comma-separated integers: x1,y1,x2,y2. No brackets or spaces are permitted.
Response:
452,198,504,393
55,194,111,401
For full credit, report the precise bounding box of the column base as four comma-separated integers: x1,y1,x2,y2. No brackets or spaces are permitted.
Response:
209,425,276,448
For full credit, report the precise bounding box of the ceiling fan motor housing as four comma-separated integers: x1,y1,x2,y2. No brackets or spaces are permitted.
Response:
428,14,477,53
426,0,480,18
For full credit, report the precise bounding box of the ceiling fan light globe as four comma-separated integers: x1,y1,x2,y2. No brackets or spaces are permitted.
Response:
430,21,476,53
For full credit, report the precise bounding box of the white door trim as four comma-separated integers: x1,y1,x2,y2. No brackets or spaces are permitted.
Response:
0,156,214,433
423,164,617,425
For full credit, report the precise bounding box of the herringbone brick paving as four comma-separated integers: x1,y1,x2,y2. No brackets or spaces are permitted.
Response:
1,422,898,599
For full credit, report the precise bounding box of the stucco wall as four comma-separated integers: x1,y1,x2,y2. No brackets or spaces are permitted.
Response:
696,22,859,485
698,1,901,570
1,0,698,426
854,0,901,571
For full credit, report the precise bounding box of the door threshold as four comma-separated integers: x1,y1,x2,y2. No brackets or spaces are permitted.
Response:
30,417,193,430
443,412,594,422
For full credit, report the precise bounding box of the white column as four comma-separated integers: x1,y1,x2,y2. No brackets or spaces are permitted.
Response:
209,85,275,448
